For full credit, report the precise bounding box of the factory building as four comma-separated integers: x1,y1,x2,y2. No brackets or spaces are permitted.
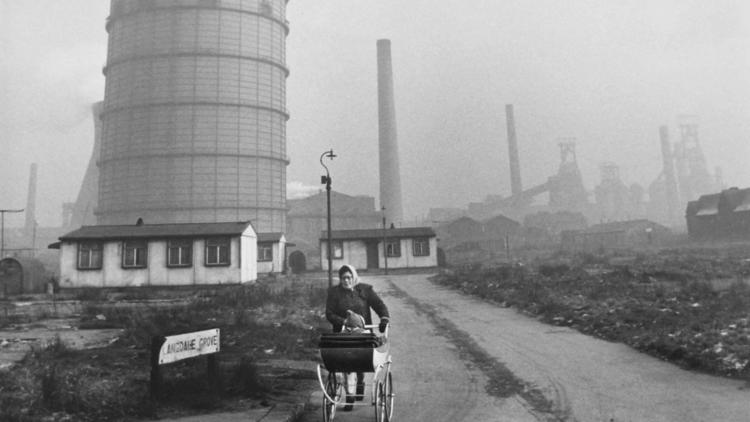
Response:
686,187,750,241
561,219,671,252
286,191,381,270
97,0,289,232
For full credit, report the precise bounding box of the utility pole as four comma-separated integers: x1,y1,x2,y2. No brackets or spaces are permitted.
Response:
0,208,24,259
382,206,388,275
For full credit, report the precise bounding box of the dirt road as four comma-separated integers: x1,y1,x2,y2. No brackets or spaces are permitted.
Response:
301,273,750,422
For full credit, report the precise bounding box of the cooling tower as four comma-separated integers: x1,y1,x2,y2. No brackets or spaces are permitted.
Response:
505,104,522,196
97,0,289,232
377,39,404,224
69,102,103,228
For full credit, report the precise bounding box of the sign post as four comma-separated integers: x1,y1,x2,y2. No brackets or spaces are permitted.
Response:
150,328,221,399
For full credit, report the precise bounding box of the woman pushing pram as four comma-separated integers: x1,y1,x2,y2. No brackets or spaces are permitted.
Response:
325,264,390,411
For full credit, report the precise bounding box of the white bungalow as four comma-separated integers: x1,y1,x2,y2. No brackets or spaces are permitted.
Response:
320,227,438,271
55,221,258,288
256,232,287,275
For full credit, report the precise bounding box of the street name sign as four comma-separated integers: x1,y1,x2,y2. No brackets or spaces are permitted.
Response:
158,328,220,365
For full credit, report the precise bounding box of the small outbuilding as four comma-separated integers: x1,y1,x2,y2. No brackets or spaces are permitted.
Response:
0,257,50,297
320,227,438,271
256,232,287,275
55,221,258,288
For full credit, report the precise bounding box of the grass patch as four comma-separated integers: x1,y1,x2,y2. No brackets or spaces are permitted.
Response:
0,278,329,421
434,254,750,378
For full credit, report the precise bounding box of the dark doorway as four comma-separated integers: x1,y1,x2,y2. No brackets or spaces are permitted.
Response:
437,247,447,267
365,241,380,269
288,250,306,274
0,258,23,297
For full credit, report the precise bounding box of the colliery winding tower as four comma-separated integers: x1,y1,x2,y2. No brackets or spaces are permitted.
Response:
97,0,289,232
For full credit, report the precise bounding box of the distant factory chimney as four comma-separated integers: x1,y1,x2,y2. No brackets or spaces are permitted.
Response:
24,163,37,237
377,39,404,224
505,104,522,196
659,126,680,222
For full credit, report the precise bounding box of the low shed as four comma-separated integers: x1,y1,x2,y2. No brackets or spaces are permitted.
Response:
320,227,437,271
55,221,258,288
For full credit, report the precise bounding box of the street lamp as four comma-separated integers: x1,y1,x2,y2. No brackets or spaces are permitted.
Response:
320,149,336,287
0,208,24,259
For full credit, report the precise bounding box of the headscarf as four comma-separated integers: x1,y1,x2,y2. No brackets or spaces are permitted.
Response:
338,264,359,287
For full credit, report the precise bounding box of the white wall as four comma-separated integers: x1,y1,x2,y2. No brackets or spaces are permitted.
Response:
241,232,258,282
256,237,285,275
320,237,437,271
59,233,257,288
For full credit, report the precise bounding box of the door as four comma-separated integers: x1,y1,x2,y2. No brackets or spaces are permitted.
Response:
365,241,380,269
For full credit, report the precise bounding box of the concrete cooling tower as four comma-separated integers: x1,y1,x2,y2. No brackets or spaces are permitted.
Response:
377,39,404,225
97,0,289,232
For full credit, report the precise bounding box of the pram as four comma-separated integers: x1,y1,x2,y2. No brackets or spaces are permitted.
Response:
316,324,393,422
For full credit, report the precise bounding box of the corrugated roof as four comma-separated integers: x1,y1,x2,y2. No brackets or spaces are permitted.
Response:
319,227,436,241
59,221,254,241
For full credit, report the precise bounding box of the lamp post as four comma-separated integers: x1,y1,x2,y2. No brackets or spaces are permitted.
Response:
320,149,336,287
381,206,388,275
0,209,24,259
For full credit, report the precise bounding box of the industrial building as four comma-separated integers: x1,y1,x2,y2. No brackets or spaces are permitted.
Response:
286,191,381,270
686,187,750,241
96,0,290,232
561,219,671,253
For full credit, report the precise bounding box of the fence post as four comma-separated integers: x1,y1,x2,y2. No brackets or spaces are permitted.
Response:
150,336,166,399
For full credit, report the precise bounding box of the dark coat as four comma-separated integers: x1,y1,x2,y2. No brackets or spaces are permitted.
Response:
325,283,390,333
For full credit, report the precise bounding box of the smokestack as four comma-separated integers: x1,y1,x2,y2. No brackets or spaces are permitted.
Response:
659,126,680,222
377,39,403,224
505,104,522,196
24,163,37,236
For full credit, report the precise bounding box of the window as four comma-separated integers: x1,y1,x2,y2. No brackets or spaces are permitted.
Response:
258,243,273,262
413,238,430,257
205,237,230,266
385,239,401,257
324,241,343,259
167,239,192,267
122,240,147,269
78,242,103,270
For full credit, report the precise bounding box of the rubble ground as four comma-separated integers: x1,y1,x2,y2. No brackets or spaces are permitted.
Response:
0,277,329,422
434,248,750,379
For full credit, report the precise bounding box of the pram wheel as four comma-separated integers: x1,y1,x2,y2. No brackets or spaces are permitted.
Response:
323,371,342,422
374,371,393,422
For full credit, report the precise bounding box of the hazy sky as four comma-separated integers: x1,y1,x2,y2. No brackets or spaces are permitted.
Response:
1,0,749,227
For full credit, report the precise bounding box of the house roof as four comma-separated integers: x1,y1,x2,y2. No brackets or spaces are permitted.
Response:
319,227,436,241
483,214,521,226
59,221,255,241
257,232,285,242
